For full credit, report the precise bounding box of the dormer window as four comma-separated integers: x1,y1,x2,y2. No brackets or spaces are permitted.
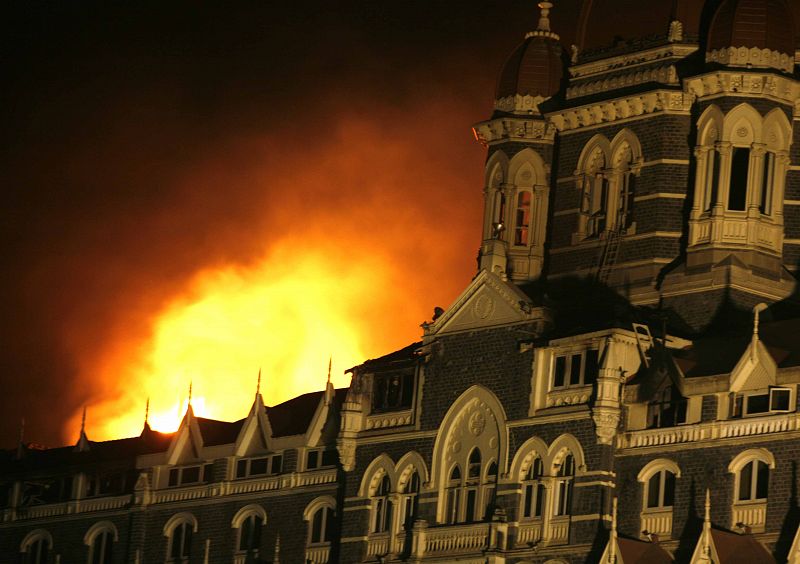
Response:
371,370,415,413
85,472,127,497
167,464,213,487
731,387,793,418
306,448,338,471
236,454,283,478
647,387,687,429
552,349,599,389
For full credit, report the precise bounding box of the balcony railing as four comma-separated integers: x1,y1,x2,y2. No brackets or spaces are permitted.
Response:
641,507,673,538
516,520,543,547
732,501,767,533
619,413,800,450
424,522,489,554
305,544,330,563
5,494,131,522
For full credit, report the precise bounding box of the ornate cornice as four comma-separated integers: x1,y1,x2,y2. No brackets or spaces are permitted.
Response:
493,93,548,115
570,44,697,81
684,71,800,110
567,64,679,99
548,90,692,133
472,116,556,146
707,46,794,74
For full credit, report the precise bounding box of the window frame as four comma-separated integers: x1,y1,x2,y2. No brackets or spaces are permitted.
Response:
235,453,283,479
551,348,599,390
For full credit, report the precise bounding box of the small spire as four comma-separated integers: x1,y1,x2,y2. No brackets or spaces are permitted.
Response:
75,406,90,452
143,397,151,430
537,1,553,32
704,488,711,526
188,381,193,406
256,367,262,396
327,355,332,384
608,496,618,563
81,405,87,434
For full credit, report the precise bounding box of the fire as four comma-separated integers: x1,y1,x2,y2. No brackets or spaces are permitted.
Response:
60,107,481,444
83,243,400,438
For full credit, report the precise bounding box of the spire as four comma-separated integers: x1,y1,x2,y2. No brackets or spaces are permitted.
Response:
142,397,151,433
526,1,560,40
185,381,195,420
256,367,262,397
75,405,90,452
188,381,193,407
537,1,553,31
324,356,334,406
273,533,281,564
608,496,618,563
751,303,768,359
327,355,332,385
704,488,711,531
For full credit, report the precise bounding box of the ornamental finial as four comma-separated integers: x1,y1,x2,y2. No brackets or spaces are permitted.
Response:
538,2,553,32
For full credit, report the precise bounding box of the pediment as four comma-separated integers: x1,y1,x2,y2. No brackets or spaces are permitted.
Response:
166,409,204,465
730,340,777,393
234,396,273,456
425,270,543,337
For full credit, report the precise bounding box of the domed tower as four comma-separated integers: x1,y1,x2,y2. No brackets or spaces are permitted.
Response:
473,1,564,283
673,0,799,325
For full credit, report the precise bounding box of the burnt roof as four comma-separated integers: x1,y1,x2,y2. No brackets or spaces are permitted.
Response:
616,536,674,563
196,417,243,446
348,342,421,374
266,387,347,438
711,528,775,563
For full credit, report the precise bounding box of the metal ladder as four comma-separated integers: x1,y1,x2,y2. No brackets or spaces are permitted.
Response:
632,323,654,368
596,228,622,284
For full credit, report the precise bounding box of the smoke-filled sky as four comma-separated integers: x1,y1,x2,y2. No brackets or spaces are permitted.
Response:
1,0,585,448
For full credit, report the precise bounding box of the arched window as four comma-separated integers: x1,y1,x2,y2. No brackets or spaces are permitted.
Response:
554,454,575,516
737,459,769,502
21,530,52,564
232,505,266,557
304,497,337,547
371,474,392,533
163,513,197,563
84,522,118,564
646,469,676,509
522,457,545,519
445,465,461,524
464,448,482,522
514,190,532,246
401,471,420,530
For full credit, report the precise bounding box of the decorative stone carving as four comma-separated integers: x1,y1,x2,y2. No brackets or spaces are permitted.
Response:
469,411,486,436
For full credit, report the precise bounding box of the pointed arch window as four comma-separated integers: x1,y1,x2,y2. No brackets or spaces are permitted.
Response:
445,465,461,524
401,471,420,531
760,151,776,215
464,448,482,522
582,173,610,237
371,475,393,533
704,146,721,212
554,454,575,517
21,531,52,564
514,190,532,246
493,191,507,238
522,457,546,519
728,147,750,211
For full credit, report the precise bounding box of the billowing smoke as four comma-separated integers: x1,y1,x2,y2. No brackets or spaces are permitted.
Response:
0,0,581,446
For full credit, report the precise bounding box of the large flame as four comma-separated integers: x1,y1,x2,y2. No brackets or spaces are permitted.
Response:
63,109,481,443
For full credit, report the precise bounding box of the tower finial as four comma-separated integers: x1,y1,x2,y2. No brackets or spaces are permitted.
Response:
704,488,711,528
188,380,193,406
608,496,618,563
81,405,87,434
327,355,332,385
144,397,150,426
256,367,262,396
538,1,553,32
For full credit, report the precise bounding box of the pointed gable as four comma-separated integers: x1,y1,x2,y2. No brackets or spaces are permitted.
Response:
601,536,673,563
234,394,273,456
730,305,778,393
165,406,204,465
424,269,547,337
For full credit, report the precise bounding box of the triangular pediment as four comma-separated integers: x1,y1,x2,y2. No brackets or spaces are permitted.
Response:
234,395,273,456
730,339,777,393
166,409,203,465
306,383,336,447
425,270,544,337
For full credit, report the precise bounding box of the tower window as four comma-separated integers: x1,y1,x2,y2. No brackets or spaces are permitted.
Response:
514,191,532,246
705,149,721,212
728,148,749,211
760,152,775,215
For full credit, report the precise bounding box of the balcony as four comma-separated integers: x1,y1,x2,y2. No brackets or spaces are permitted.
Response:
516,520,543,547
619,413,800,450
424,522,489,555
305,544,330,563
732,501,767,533
640,507,673,539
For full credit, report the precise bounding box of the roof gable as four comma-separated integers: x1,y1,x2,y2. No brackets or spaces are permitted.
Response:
234,394,273,456
423,270,544,337
165,407,203,465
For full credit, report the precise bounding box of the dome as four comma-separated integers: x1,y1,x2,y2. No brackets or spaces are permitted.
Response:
707,0,795,57
496,34,563,100
576,0,705,53
495,2,564,111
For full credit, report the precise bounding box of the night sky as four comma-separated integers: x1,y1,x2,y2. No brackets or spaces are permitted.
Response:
1,1,585,448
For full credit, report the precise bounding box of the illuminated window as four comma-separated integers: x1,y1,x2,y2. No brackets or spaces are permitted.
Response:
514,191,532,246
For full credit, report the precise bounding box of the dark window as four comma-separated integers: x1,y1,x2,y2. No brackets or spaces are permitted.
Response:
236,460,247,478
770,388,791,411
465,488,477,522
372,370,415,412
23,538,49,564
372,475,392,533
238,514,262,552
169,521,192,559
310,506,334,544
271,455,283,474
250,458,269,476
468,449,481,480
523,458,545,519
168,469,179,487
553,356,566,388
760,152,775,215
647,387,687,429
569,354,583,386
728,148,750,211
738,460,769,502
646,470,676,509
746,394,770,415
705,149,721,211
181,466,200,484
90,530,114,564
514,191,532,246
307,450,319,470
584,349,599,385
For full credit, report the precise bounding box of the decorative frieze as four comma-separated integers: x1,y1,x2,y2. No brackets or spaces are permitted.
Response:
493,94,548,115
548,91,692,133
685,71,800,108
567,65,679,100
472,116,555,146
365,410,413,430
707,46,793,74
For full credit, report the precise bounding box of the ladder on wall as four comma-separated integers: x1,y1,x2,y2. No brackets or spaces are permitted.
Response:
632,323,654,368
596,229,623,284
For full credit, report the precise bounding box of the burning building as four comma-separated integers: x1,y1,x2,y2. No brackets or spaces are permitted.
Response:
3,0,800,562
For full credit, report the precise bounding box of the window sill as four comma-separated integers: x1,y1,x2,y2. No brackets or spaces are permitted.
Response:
547,385,593,408
366,409,413,430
